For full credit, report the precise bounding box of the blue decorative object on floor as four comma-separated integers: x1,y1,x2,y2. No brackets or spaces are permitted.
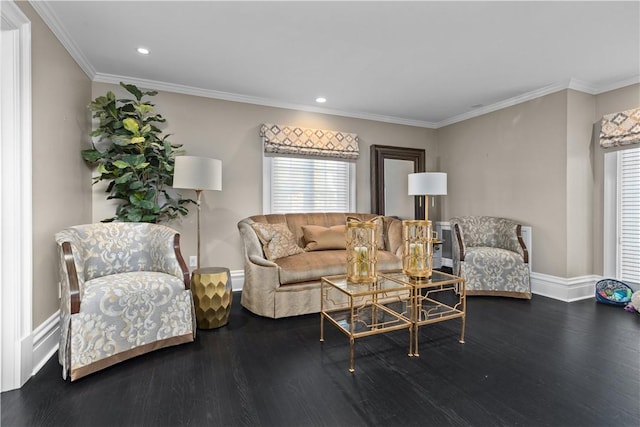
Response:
595,279,633,306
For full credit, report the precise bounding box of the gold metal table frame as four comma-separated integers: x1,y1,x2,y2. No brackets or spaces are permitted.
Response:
380,270,466,357
320,270,466,372
320,275,412,372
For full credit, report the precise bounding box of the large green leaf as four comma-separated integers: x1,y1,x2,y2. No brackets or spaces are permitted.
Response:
97,163,109,174
81,149,102,163
126,211,143,222
115,172,133,184
112,160,129,169
111,135,132,146
135,104,154,115
123,154,145,165
122,118,139,134
120,82,143,101
129,180,143,190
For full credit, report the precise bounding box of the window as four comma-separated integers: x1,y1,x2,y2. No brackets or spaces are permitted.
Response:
263,156,355,214
605,146,640,286
618,148,640,285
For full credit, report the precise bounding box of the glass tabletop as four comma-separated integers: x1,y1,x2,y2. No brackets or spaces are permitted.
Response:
378,270,463,288
321,274,412,297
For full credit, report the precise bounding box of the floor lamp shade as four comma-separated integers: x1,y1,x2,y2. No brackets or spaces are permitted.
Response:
173,156,222,191
172,155,222,271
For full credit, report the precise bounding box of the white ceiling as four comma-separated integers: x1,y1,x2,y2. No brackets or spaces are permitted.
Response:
32,1,640,128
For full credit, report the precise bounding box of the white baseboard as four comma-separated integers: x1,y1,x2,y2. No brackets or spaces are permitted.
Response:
230,269,244,291
531,272,599,302
31,310,60,377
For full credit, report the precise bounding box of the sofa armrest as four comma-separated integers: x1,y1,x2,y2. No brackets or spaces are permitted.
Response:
238,220,265,258
146,225,190,286
454,223,466,261
60,242,82,315
172,234,191,289
242,250,281,318
249,254,277,268
516,224,529,264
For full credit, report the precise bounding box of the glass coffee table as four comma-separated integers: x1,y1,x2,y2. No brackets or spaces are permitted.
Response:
380,270,466,357
320,274,412,372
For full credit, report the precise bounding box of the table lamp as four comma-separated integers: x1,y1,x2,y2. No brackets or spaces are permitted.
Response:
172,156,222,270
408,172,447,223
403,172,447,278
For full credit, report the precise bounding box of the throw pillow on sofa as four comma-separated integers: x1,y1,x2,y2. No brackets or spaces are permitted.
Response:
302,225,347,251
251,222,304,261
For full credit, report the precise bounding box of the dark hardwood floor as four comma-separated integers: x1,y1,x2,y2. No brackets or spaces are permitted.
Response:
2,292,639,427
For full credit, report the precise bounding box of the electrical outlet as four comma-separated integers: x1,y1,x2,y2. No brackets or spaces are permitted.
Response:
189,256,197,268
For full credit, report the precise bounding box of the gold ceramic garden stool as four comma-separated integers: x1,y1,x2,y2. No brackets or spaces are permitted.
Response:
191,267,232,329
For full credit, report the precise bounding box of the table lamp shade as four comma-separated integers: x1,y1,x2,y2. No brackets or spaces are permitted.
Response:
408,172,447,196
173,156,222,191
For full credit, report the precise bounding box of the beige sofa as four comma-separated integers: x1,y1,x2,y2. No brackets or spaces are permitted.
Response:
237,213,403,318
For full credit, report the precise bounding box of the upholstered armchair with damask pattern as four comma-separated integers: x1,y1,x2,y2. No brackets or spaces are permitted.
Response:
450,216,531,299
55,223,195,381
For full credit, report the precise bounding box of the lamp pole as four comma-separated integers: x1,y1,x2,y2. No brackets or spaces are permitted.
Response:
195,189,202,270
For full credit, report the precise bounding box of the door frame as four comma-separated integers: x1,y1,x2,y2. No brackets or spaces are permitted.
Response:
1,0,33,391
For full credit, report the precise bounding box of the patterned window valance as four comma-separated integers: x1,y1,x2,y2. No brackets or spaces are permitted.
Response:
260,123,359,160
599,108,640,148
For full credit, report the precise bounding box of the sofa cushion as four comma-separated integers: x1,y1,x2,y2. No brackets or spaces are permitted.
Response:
251,222,304,261
275,250,402,285
302,225,347,251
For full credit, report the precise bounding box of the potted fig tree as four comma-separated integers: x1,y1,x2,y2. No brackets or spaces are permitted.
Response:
82,82,191,223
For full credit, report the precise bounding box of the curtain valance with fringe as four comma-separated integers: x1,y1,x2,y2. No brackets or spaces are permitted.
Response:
599,108,640,148
260,123,359,160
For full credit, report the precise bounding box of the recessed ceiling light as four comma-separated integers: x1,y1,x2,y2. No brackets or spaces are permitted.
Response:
315,97,327,103
137,47,150,55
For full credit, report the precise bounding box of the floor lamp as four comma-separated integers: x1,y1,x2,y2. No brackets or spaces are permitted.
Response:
402,172,447,278
172,156,222,270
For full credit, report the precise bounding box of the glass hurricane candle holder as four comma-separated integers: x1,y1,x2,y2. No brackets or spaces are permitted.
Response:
346,218,378,283
402,220,436,279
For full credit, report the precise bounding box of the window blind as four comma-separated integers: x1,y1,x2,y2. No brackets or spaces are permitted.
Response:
270,156,351,213
619,147,640,284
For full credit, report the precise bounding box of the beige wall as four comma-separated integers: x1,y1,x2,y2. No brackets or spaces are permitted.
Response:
591,84,640,274
91,82,437,271
438,85,640,278
438,91,569,276
565,90,596,277
18,1,93,327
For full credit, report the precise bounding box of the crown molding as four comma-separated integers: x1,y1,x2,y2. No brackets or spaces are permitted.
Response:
93,72,439,129
592,75,640,95
434,76,640,128
435,81,571,128
567,78,599,95
26,0,639,130
28,0,95,79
